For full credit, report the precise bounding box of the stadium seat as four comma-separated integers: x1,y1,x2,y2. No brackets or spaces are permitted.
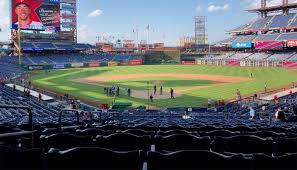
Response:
147,150,251,170
157,129,198,136
0,146,43,170
40,133,93,151
154,134,211,152
275,137,297,156
95,133,151,151
117,129,155,137
246,131,286,139
211,135,274,155
46,147,143,170
75,128,111,137
253,153,297,170
199,130,240,138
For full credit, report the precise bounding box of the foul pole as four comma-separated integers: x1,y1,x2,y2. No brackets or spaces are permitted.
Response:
17,15,22,65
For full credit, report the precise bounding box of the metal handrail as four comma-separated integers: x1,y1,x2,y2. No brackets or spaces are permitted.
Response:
58,109,80,130
0,105,35,148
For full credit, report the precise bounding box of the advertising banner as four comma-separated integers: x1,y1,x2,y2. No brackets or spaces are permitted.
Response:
181,60,196,65
120,61,129,66
286,40,297,47
283,61,297,68
129,58,143,65
231,42,253,49
227,60,240,66
28,65,44,70
12,0,61,31
54,64,65,69
71,63,84,68
108,61,119,67
255,41,283,50
88,61,100,67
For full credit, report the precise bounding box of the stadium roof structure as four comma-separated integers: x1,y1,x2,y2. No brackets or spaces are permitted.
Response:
247,3,297,14
247,0,297,17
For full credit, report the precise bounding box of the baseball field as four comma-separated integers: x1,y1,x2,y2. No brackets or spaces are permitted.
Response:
31,65,297,108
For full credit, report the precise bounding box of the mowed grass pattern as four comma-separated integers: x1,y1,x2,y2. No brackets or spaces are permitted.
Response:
31,65,297,108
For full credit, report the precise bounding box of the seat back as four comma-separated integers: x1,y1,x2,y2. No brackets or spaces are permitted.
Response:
41,133,93,151
96,133,150,151
155,134,211,152
275,137,297,156
0,146,43,170
212,135,274,154
147,150,251,170
47,147,142,170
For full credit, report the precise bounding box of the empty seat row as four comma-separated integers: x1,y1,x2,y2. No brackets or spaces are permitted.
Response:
39,133,297,156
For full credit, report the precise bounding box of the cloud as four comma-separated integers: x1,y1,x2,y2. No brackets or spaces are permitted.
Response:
207,3,230,12
196,5,202,12
87,9,103,18
77,25,97,43
0,0,10,42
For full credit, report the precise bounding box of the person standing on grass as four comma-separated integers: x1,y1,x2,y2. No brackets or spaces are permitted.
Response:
154,85,157,95
117,86,120,96
127,88,131,97
160,86,163,95
150,94,154,102
264,81,267,94
170,88,175,99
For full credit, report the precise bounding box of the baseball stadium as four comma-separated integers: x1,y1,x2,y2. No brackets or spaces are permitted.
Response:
1,0,297,169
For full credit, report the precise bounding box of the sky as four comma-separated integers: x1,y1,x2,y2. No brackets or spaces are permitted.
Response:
1,0,297,46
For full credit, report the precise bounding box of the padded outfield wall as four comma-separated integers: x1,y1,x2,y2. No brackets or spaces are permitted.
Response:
144,50,181,64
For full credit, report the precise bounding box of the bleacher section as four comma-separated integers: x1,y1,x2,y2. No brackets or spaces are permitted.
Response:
0,54,143,66
235,35,257,42
219,13,297,45
249,16,273,30
267,13,295,28
254,34,280,41
277,32,297,41
19,42,94,51
0,57,25,79
229,53,253,60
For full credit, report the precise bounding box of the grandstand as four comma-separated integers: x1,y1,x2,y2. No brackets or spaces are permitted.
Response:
1,0,297,170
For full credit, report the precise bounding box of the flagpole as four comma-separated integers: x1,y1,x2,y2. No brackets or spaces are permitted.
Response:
17,15,22,65
136,29,139,47
147,25,150,49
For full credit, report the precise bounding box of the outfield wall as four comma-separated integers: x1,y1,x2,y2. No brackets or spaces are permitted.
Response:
26,58,143,70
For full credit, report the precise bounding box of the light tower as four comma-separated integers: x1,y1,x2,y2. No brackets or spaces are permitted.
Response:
194,16,207,45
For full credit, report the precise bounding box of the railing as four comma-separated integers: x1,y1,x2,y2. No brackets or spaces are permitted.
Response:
58,109,80,131
0,105,36,148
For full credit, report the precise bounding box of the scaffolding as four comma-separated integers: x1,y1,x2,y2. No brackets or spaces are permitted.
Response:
194,16,207,45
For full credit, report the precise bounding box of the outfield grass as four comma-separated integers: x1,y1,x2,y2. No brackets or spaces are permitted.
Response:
31,65,297,108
